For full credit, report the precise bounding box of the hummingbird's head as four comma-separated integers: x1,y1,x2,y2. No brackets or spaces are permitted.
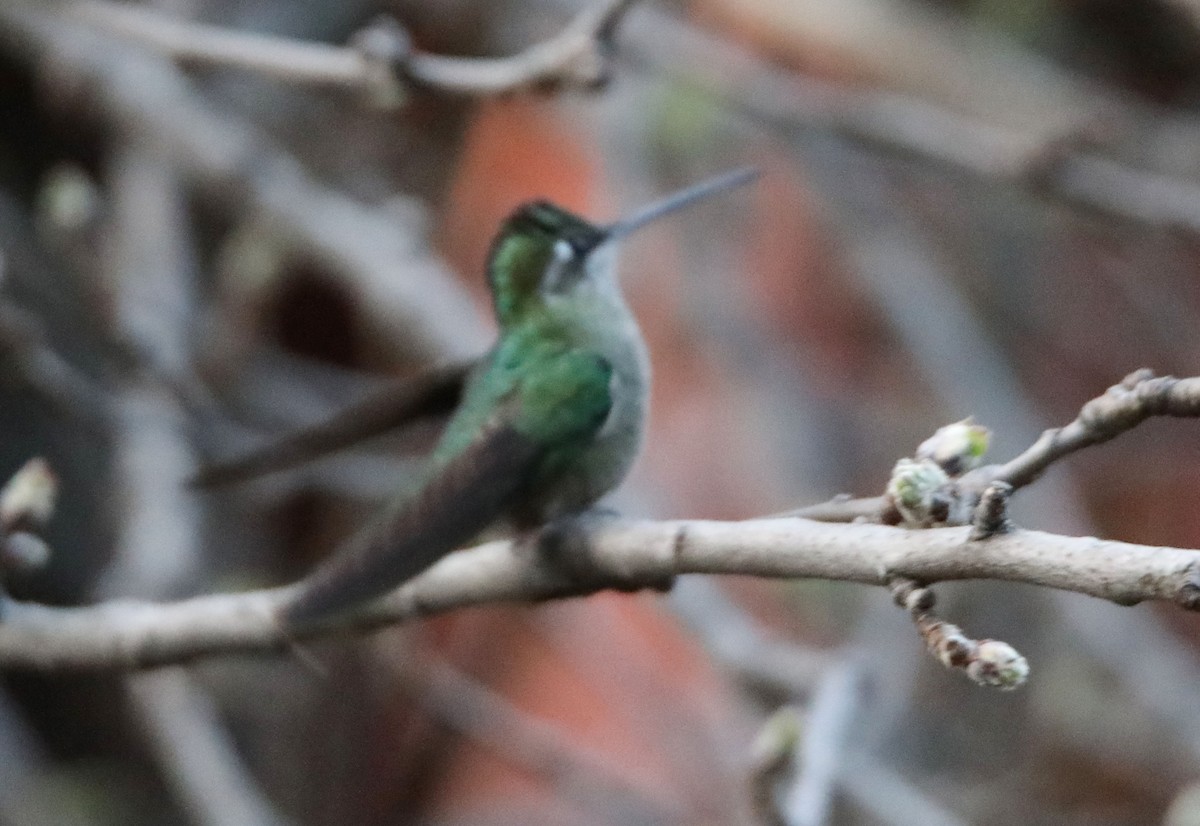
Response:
484,167,760,326
486,202,608,325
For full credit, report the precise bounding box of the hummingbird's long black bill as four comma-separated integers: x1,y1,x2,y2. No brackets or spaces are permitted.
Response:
605,166,760,241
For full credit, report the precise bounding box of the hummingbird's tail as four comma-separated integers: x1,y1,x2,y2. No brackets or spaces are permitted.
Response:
278,423,538,630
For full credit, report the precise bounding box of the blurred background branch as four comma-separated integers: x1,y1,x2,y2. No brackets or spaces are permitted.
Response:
72,0,642,99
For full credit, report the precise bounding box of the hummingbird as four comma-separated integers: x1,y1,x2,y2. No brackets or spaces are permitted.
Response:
196,167,758,628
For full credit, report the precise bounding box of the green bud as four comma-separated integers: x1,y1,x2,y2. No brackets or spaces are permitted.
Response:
887,458,950,525
966,640,1029,690
916,418,991,476
751,706,803,763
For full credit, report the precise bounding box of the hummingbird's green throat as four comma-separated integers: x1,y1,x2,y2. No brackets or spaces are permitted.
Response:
196,167,759,628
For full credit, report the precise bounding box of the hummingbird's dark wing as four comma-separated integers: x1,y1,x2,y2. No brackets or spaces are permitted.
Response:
190,360,475,488
279,416,541,629
279,349,615,630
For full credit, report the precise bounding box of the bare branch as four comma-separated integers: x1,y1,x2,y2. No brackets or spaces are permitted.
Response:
0,362,1194,690
786,494,887,524
401,0,638,94
71,2,389,92
71,0,641,101
75,0,1200,237
980,369,1200,490
1,515,1199,671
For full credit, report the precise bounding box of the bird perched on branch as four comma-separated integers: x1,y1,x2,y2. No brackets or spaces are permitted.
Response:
195,168,759,628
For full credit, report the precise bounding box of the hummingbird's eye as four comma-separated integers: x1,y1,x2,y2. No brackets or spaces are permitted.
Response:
540,238,576,295
552,238,576,263
566,232,601,256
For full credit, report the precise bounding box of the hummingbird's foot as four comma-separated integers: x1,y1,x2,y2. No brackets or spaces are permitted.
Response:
574,504,622,522
532,510,675,595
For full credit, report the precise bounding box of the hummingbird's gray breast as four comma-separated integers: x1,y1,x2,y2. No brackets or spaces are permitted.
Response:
532,282,650,520
577,310,650,497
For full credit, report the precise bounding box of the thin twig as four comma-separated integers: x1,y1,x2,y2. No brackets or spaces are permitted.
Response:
889,579,1028,690
401,0,638,94
72,0,641,99
71,2,389,91
787,495,886,524
978,369,1200,490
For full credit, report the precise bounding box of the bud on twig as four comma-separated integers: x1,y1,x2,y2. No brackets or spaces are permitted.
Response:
0,459,58,583
886,458,951,526
0,458,57,532
0,531,51,574
891,578,1028,690
916,418,991,476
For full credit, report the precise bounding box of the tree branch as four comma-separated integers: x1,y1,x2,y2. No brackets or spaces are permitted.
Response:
71,0,641,101
0,358,1193,681
789,370,1200,524
980,369,1200,490
1,516,1198,671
